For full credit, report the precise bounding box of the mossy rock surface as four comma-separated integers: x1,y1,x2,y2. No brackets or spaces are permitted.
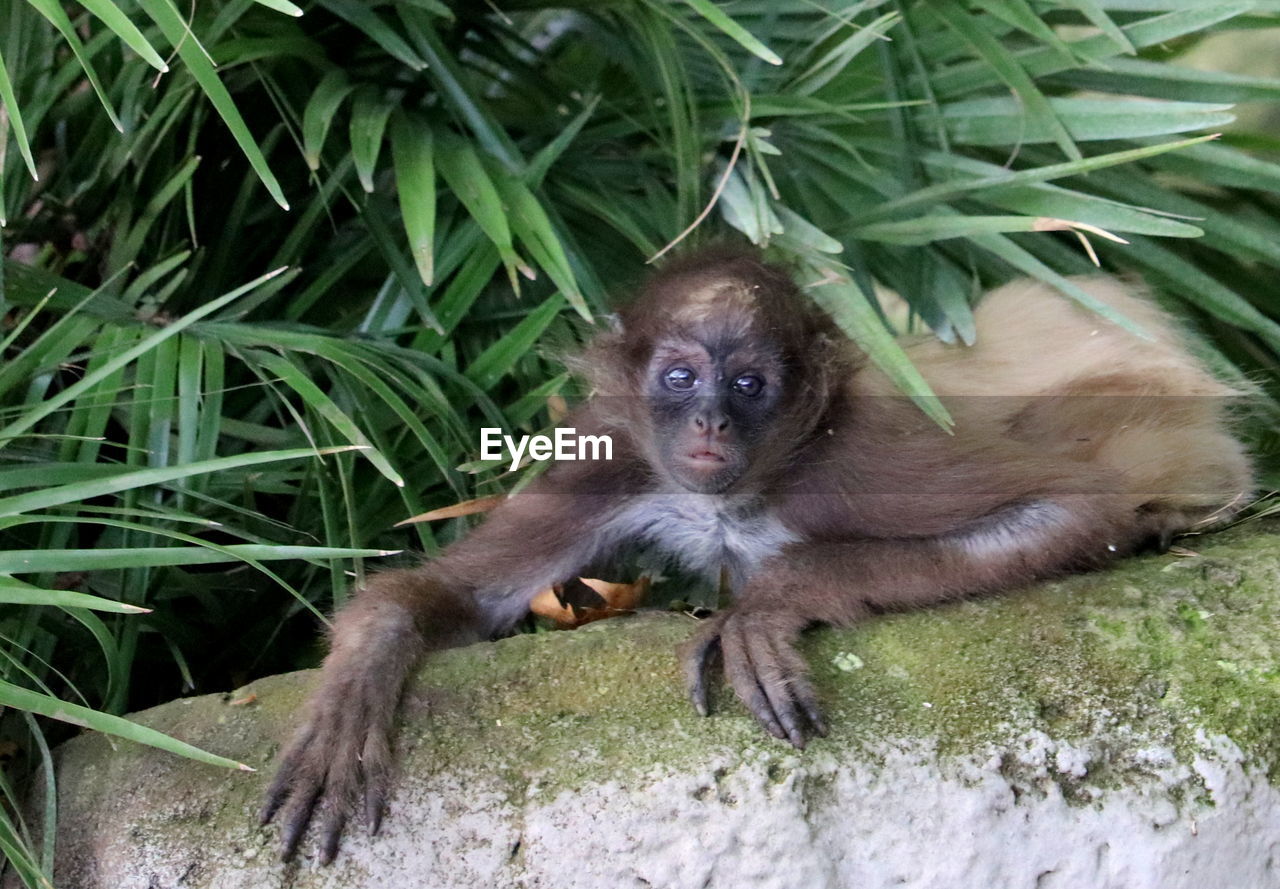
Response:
25,523,1280,889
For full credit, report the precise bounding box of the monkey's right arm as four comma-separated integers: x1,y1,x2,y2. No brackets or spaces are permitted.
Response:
260,452,636,863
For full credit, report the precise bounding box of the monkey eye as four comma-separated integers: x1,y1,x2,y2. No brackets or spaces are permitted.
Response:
664,367,696,391
732,374,764,397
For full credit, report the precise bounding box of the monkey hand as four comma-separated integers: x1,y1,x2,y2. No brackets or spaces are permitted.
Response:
679,608,828,749
259,656,397,864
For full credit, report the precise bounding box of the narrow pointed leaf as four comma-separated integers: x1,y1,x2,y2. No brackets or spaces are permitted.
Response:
435,134,530,289
77,0,169,70
251,350,404,486
136,0,289,209
1062,0,1136,53
0,579,150,613
0,47,37,180
390,114,436,286
465,295,566,390
349,88,394,192
802,265,952,429
251,0,304,15
0,447,363,517
28,0,124,131
319,0,426,69
0,546,389,572
679,0,782,65
0,679,249,770
933,1,1081,160
302,70,355,170
494,176,591,321
0,267,287,445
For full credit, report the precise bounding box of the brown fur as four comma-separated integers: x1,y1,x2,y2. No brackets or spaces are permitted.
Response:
262,250,1251,861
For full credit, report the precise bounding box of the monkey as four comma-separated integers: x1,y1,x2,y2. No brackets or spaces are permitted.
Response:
260,247,1251,863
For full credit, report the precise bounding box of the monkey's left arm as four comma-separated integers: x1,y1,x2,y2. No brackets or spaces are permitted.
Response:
681,494,1138,748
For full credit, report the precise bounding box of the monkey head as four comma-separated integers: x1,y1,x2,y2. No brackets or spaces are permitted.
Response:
643,316,784,493
586,249,849,494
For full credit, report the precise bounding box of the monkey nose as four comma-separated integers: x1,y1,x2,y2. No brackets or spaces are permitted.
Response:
694,414,729,434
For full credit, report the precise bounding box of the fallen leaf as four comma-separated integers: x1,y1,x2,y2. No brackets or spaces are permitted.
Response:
530,576,651,628
396,494,506,526
547,394,570,423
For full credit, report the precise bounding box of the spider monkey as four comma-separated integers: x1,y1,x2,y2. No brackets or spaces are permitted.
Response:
262,248,1250,863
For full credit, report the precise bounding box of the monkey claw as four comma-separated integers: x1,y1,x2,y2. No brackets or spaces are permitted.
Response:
680,609,829,749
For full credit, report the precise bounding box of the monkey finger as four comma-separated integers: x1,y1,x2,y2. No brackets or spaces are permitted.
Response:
259,724,318,826
366,787,386,838
797,685,829,738
720,618,787,742
746,626,808,749
361,730,392,836
319,806,348,866
765,631,828,738
278,779,323,861
258,778,290,828
678,617,726,717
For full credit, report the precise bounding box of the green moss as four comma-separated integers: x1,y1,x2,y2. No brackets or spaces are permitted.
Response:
49,521,1280,850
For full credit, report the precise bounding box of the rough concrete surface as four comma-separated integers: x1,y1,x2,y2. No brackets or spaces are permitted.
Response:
22,523,1280,889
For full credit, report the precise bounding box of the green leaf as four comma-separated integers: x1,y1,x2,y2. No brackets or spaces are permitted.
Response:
0,267,289,445
435,133,531,291
0,446,364,517
398,11,524,171
349,88,394,192
0,46,37,181
1061,0,1135,53
936,97,1232,146
856,214,1097,245
250,350,405,486
860,134,1221,220
359,196,443,332
27,0,124,132
678,0,783,65
302,70,356,170
317,0,426,70
251,0,304,16
717,163,783,246
390,114,436,286
1056,57,1280,104
525,95,601,187
135,0,289,209
933,1,1081,160
0,578,150,613
77,0,169,71
0,678,249,771
775,205,844,254
0,546,390,573
789,11,900,96
493,176,591,321
465,295,566,390
929,4,1253,98
970,0,1077,62
801,264,952,429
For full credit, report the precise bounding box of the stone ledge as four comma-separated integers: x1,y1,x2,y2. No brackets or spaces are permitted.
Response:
26,523,1280,889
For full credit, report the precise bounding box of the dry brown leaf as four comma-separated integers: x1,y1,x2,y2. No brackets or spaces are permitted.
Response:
530,576,651,629
547,394,570,424
396,494,506,526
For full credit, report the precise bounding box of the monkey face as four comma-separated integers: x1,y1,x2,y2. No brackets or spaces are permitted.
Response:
646,337,783,494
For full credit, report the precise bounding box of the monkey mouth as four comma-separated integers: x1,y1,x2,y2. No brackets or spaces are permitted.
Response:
686,448,727,463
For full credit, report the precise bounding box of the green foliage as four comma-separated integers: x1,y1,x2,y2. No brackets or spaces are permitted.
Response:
2,1,1280,882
